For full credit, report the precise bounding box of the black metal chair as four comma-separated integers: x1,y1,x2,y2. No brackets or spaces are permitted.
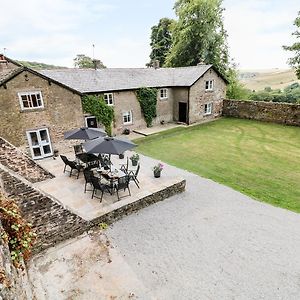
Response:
119,157,129,173
114,175,131,201
74,144,83,155
90,176,111,201
60,155,83,179
83,169,94,193
127,164,140,188
98,154,111,170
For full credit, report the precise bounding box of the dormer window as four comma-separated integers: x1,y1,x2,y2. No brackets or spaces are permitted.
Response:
205,80,214,91
104,93,114,106
159,88,168,100
18,91,44,110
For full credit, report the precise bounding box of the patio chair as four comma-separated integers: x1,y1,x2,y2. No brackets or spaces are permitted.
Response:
60,155,83,179
114,175,131,201
98,154,111,170
119,157,129,173
127,164,140,188
74,144,83,155
83,169,94,193
90,175,111,201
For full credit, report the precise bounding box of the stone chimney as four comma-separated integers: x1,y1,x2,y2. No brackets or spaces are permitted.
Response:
197,60,205,66
153,59,160,69
0,54,8,72
92,59,101,70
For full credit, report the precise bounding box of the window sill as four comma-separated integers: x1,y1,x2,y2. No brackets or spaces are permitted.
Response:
205,90,214,93
204,112,212,116
20,108,45,113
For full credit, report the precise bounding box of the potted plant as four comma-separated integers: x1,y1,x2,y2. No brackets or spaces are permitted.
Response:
152,162,164,178
130,153,140,166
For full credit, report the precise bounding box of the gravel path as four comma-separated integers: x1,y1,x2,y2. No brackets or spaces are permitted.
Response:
107,155,300,300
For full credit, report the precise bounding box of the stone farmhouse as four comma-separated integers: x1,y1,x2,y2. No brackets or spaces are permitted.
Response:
0,55,227,159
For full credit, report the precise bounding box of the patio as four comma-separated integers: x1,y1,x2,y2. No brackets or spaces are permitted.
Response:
34,150,185,221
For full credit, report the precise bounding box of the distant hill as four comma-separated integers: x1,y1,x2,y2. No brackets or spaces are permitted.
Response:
16,60,66,70
239,69,300,91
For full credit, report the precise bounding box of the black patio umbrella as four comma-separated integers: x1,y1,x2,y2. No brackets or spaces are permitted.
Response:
64,127,107,140
83,136,137,155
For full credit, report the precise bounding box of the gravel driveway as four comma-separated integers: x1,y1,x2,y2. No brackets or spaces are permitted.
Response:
106,155,300,300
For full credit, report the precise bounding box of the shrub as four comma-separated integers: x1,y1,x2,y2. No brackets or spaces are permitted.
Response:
0,193,36,269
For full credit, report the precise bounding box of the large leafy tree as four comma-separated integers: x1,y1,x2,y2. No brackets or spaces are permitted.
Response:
148,18,175,67
74,54,106,69
165,0,229,75
283,11,300,79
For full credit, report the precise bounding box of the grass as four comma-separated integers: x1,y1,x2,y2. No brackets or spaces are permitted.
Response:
135,118,300,213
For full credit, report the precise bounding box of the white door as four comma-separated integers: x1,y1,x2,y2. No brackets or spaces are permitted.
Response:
26,128,53,159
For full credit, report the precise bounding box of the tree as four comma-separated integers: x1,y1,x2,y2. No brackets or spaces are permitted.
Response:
148,18,175,67
165,0,229,75
226,66,250,100
283,11,300,79
73,54,106,69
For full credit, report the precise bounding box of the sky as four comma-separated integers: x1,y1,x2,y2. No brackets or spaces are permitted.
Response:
0,0,299,70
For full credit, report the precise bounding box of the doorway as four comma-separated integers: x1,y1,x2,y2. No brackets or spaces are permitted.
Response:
26,128,53,159
178,102,187,123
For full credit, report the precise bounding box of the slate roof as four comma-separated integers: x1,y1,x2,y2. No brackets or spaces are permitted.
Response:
0,67,22,84
39,64,221,93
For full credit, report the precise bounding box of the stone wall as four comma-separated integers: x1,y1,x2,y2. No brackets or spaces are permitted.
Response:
189,68,226,124
0,137,54,183
0,222,33,300
92,180,186,225
0,169,90,254
0,69,84,155
112,89,175,135
223,99,300,126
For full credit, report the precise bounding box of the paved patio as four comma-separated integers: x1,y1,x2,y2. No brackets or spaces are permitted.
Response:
35,151,184,221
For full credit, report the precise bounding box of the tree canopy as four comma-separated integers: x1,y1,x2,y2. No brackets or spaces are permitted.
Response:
148,18,175,67
164,0,229,75
283,11,300,79
73,54,106,69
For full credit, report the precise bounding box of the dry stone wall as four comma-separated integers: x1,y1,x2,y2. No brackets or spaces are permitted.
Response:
0,222,33,300
0,137,54,183
223,99,300,126
0,170,90,254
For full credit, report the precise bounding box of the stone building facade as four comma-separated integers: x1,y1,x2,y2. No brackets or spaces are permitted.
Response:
0,56,227,159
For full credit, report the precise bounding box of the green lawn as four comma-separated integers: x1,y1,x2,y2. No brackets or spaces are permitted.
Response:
135,118,300,213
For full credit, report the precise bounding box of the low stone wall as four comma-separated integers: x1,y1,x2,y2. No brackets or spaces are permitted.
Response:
92,180,186,225
0,137,54,183
222,99,300,126
0,222,33,300
0,169,90,254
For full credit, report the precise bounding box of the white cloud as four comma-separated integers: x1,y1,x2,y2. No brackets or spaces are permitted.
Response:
223,0,299,69
1,0,299,69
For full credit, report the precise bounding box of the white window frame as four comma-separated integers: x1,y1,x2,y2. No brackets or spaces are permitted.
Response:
18,91,44,110
26,128,53,159
159,88,168,100
122,110,133,125
205,80,214,91
104,93,114,106
204,103,213,115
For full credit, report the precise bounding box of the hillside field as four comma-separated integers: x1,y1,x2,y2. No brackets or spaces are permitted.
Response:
240,68,300,91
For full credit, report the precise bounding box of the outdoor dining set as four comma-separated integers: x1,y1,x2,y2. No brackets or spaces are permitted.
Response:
60,127,140,202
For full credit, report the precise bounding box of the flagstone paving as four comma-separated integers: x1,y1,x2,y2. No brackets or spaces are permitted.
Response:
35,151,183,221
